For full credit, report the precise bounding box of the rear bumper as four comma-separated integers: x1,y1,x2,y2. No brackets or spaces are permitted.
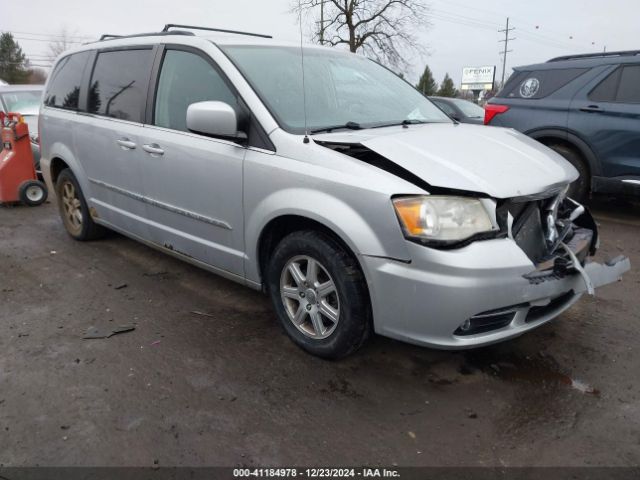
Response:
362,239,630,349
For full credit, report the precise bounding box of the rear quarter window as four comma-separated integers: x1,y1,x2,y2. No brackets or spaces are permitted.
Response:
44,51,91,110
497,68,589,99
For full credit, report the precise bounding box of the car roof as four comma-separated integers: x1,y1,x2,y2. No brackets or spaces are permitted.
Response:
0,85,43,92
60,27,342,59
515,50,640,71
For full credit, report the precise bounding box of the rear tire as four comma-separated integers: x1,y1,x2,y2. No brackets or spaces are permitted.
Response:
18,180,48,206
55,168,106,241
266,230,371,359
548,144,590,203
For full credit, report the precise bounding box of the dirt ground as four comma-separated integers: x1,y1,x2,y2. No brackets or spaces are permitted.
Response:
0,195,639,467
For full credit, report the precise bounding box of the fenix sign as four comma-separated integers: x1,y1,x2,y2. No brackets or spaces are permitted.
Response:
461,66,496,90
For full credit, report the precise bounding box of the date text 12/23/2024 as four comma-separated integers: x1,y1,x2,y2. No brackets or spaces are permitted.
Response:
233,468,400,478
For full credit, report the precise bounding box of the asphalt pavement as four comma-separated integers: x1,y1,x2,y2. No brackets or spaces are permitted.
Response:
0,196,639,467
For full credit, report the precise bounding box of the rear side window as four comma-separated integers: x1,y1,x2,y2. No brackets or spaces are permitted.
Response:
88,49,153,122
616,65,640,103
589,65,640,103
498,68,588,99
44,52,91,110
154,49,236,132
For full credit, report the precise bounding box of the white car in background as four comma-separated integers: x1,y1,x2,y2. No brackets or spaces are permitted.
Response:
0,84,43,172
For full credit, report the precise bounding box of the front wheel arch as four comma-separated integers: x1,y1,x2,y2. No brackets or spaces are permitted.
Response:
257,214,365,290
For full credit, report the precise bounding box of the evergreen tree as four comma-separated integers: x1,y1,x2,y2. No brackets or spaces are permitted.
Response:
0,33,29,84
437,73,458,97
416,65,437,96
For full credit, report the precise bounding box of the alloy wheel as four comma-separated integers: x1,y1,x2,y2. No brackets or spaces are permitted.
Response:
61,181,83,234
280,255,340,339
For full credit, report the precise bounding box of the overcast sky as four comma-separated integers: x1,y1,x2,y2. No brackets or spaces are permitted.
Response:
3,0,639,87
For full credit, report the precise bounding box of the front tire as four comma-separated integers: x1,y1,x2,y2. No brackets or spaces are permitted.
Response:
55,168,106,241
267,230,371,359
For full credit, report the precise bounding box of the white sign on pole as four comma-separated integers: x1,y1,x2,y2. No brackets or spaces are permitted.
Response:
460,66,495,91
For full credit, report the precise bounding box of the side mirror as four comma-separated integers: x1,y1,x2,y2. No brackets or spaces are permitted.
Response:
186,101,244,140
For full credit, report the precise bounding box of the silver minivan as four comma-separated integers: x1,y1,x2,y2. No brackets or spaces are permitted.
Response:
39,25,630,358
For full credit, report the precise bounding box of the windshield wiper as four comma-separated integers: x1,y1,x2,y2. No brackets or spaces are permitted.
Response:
370,119,431,129
310,121,362,134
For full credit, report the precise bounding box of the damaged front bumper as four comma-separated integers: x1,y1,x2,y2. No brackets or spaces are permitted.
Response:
361,198,630,349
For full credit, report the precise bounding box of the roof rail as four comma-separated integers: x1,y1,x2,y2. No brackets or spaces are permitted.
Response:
548,50,640,62
95,31,195,43
162,24,272,39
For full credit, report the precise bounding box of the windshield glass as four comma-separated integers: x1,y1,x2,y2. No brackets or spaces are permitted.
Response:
0,90,42,115
221,45,451,134
449,98,485,118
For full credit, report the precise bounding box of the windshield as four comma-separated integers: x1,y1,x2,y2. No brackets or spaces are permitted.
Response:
221,45,451,134
0,90,42,115
449,98,485,118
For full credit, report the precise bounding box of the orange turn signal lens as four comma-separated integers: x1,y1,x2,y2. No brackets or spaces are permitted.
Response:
393,197,427,236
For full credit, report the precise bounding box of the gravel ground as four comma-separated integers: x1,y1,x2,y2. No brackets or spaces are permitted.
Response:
0,196,639,467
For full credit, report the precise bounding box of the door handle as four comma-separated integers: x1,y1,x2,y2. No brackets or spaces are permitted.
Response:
580,105,603,113
116,138,136,150
142,143,165,156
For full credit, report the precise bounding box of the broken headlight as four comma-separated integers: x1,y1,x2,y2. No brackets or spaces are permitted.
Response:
393,195,495,243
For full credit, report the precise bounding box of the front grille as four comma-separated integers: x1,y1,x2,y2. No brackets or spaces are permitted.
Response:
512,203,548,263
497,199,549,264
500,195,594,270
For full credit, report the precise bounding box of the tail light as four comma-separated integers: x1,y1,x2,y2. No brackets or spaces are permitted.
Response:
484,104,509,125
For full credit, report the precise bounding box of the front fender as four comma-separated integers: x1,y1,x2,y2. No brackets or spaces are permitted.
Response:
244,187,410,284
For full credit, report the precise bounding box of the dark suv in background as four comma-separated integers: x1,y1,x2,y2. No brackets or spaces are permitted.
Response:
485,51,640,201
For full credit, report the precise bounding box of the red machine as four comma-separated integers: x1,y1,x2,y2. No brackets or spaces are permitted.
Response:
0,112,47,206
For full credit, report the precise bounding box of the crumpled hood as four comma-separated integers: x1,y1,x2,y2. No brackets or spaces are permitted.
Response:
313,123,578,198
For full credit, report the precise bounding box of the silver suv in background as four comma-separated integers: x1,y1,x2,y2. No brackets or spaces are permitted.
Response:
39,25,629,358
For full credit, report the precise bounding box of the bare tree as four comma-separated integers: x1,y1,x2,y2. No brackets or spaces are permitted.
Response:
47,28,77,61
293,0,429,69
27,68,48,85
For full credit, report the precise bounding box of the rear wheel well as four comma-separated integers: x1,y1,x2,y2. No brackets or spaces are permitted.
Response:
537,137,591,201
258,215,361,289
50,157,70,185
536,137,591,177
